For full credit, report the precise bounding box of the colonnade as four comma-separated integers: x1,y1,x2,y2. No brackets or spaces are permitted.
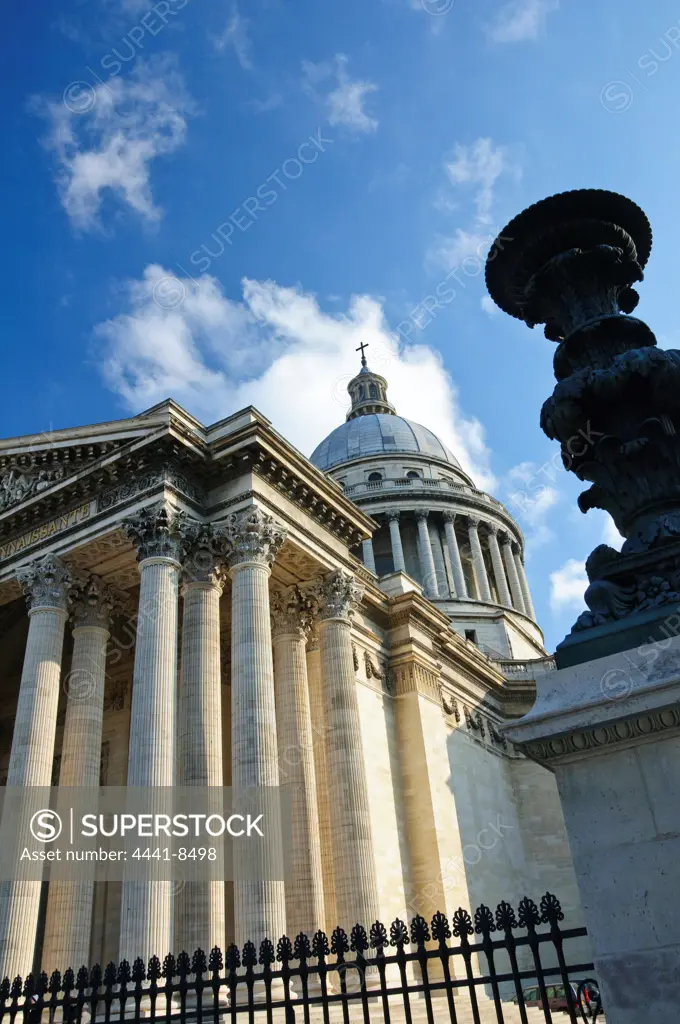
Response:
365,509,535,618
0,504,380,981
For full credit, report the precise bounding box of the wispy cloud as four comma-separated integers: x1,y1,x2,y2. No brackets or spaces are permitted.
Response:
35,57,194,232
550,558,587,612
303,54,378,134
94,266,493,484
214,4,253,69
486,0,558,44
428,137,514,271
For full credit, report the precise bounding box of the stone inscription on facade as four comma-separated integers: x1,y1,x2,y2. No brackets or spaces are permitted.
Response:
0,502,94,561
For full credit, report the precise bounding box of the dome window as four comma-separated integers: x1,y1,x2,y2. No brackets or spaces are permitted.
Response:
367,472,383,482
406,470,421,479
369,383,379,399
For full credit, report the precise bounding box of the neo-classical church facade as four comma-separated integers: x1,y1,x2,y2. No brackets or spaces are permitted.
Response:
0,356,585,982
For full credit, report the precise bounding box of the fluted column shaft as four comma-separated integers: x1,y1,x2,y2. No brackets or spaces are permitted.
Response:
315,572,379,931
443,513,467,598
416,511,439,598
223,507,287,950
361,538,376,575
387,513,406,573
272,592,324,941
514,547,536,620
43,576,113,974
176,576,226,956
119,504,183,967
467,519,492,602
501,537,526,614
487,529,512,607
306,635,337,935
0,556,70,983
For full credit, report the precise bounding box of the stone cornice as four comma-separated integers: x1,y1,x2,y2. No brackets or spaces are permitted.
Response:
520,707,680,767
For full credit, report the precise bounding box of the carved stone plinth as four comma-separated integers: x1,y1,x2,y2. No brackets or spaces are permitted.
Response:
505,637,680,1024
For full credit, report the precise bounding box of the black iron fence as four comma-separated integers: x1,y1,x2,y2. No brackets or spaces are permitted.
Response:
2,892,603,1024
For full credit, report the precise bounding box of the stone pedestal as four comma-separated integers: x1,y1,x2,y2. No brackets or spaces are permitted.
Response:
505,636,680,1023
0,555,70,983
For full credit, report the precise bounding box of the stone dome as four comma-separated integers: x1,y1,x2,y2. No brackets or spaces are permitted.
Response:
310,413,463,473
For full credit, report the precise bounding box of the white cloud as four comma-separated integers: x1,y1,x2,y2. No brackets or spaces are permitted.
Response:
94,266,493,485
214,5,253,69
481,295,498,316
486,0,558,44
303,54,378,134
37,57,193,231
550,558,587,612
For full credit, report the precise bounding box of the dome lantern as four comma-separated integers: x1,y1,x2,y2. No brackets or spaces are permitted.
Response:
346,343,396,421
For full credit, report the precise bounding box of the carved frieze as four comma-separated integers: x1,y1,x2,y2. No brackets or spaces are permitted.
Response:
0,465,67,512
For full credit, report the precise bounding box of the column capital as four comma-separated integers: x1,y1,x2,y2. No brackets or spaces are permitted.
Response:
467,515,481,530
442,509,457,524
16,554,71,612
309,569,364,622
181,522,230,590
220,507,287,569
486,522,501,537
270,584,314,639
385,510,401,523
415,508,431,522
70,572,115,630
123,502,188,564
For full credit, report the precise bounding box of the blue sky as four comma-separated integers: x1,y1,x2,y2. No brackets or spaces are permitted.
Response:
3,0,680,651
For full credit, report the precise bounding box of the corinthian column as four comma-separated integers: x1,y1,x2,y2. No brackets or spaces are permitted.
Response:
416,510,439,598
361,538,376,575
176,526,228,957
222,507,287,949
306,630,337,935
442,512,467,598
42,574,114,974
271,586,324,943
500,534,526,614
386,512,406,573
467,517,492,602
0,555,71,983
513,544,536,620
312,571,379,931
486,525,512,607
119,503,185,966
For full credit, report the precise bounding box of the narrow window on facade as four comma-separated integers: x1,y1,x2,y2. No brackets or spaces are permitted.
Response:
465,629,478,644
